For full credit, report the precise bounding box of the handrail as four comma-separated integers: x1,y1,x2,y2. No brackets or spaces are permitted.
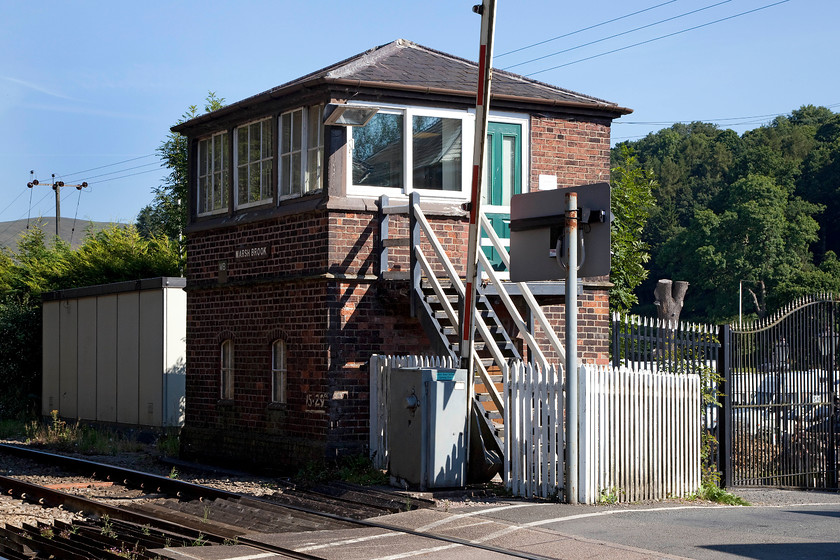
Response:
479,213,566,363
377,193,568,424
411,207,505,414
477,247,550,370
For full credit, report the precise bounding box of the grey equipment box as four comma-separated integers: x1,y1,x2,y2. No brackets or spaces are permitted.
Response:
388,367,468,490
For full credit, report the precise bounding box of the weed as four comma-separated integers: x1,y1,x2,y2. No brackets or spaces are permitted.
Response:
223,537,239,546
100,515,117,539
141,524,151,536
168,466,180,479
191,532,208,546
336,455,389,486
110,543,140,559
202,504,211,522
404,497,414,511
0,418,27,439
597,487,623,504
24,412,146,455
39,526,54,539
157,428,180,457
694,482,750,506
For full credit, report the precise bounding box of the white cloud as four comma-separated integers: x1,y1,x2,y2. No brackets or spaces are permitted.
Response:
1,76,75,101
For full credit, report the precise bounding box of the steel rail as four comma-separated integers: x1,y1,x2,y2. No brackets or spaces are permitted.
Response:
0,443,554,560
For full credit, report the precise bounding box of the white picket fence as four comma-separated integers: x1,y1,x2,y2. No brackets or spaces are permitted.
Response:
368,354,455,470
578,364,701,503
504,361,564,499
504,361,700,503
369,355,700,504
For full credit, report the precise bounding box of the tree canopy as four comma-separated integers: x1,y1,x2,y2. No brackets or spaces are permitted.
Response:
609,145,657,312
136,92,225,257
617,105,840,322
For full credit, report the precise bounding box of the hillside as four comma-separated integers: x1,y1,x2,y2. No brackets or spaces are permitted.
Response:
0,218,121,251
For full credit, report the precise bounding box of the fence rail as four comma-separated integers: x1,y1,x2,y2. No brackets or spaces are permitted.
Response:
579,364,701,503
504,361,564,499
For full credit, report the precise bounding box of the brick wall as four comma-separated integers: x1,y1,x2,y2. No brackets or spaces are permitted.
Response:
182,209,436,469
530,115,612,188
182,112,614,470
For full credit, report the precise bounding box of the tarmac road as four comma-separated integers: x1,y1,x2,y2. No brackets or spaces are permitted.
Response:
439,488,840,559
156,488,840,560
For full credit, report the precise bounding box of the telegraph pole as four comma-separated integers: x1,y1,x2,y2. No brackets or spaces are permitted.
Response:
27,172,88,241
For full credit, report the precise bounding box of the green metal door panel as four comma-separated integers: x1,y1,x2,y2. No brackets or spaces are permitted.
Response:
482,122,521,269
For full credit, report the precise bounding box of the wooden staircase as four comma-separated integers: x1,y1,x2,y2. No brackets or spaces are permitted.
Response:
416,278,518,443
378,192,567,472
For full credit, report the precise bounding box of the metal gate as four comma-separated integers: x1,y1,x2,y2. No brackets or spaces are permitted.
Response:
723,294,838,488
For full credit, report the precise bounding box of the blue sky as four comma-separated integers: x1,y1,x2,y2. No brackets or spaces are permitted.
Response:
1,0,836,226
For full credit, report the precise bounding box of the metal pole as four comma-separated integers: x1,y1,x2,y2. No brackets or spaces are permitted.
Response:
461,0,496,373
52,173,60,239
565,191,579,504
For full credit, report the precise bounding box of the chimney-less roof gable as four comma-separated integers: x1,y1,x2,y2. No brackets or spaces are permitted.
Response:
174,39,630,134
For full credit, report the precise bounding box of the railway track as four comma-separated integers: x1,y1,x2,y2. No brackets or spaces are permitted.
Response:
0,444,548,560
0,443,429,559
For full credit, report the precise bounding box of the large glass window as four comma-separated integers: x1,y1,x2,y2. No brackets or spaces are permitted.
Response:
350,107,472,195
220,339,234,400
271,339,287,404
352,112,404,188
197,132,229,215
280,105,323,198
412,116,462,191
235,118,274,207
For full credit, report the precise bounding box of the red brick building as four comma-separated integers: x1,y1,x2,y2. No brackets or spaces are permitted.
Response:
173,40,630,470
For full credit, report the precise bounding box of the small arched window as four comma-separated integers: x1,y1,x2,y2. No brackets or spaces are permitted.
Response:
271,339,287,404
220,339,234,399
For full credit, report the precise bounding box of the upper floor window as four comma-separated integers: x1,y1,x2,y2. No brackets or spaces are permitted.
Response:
353,111,404,188
220,339,234,400
280,105,324,198
350,106,470,196
197,132,229,216
235,118,274,208
271,339,287,404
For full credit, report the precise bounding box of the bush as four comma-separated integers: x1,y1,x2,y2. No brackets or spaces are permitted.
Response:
0,296,42,418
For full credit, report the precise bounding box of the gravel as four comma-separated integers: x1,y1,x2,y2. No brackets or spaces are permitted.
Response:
0,438,294,529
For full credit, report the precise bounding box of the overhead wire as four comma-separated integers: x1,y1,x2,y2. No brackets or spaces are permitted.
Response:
524,0,792,76
85,166,164,185
59,153,157,181
496,0,681,58
73,161,162,182
504,0,733,71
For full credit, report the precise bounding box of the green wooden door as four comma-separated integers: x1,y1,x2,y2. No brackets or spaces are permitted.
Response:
482,122,522,270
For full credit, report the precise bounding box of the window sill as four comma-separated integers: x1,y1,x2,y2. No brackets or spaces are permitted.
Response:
217,399,235,408
266,402,287,411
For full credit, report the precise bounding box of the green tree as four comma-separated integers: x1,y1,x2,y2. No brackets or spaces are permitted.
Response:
657,174,822,320
609,146,657,311
0,296,41,418
137,92,225,254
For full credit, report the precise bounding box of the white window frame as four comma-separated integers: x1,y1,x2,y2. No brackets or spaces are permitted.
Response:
347,103,475,200
196,131,229,217
271,339,287,404
220,339,234,400
234,117,274,209
279,105,323,200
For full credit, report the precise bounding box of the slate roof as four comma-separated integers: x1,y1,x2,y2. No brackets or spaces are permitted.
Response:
174,39,630,134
